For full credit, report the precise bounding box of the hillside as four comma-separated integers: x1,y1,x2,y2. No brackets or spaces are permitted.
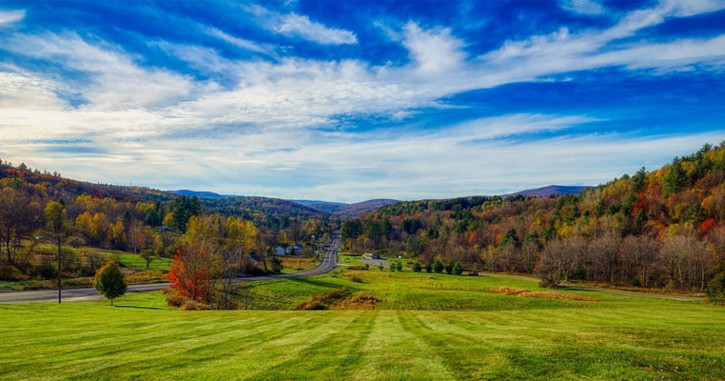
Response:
343,142,725,292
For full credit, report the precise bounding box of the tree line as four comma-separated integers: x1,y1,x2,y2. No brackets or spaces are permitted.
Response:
343,143,725,296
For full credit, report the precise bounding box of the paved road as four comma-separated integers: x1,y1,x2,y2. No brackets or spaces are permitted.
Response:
0,235,340,304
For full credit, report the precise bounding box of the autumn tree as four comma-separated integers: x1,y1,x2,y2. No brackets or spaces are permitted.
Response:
94,261,127,305
168,244,216,302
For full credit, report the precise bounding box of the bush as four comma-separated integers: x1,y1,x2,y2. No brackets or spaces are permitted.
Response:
452,262,463,276
412,262,422,272
540,272,560,289
270,257,283,274
706,271,725,305
425,262,432,273
32,262,57,279
164,288,188,307
433,260,443,274
0,265,22,280
346,273,364,283
180,300,212,310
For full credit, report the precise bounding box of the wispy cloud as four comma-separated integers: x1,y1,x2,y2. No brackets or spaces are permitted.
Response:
203,26,275,56
247,4,357,45
0,9,24,26
561,0,605,16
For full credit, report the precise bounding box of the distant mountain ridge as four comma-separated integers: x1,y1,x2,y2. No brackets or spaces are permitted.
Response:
507,185,591,198
169,191,399,218
169,189,230,199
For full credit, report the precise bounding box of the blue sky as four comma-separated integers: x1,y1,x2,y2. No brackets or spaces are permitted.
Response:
0,0,724,202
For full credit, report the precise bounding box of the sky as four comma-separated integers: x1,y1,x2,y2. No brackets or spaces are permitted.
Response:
0,0,724,202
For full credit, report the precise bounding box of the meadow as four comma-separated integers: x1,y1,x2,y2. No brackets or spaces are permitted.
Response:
1,269,724,380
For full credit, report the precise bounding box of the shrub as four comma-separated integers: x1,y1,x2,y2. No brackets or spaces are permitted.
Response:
540,272,560,289
270,257,283,274
32,262,57,279
0,265,22,280
452,262,463,276
396,261,403,272
433,260,443,274
180,300,212,310
346,273,364,283
706,271,725,305
164,288,188,307
412,262,422,272
425,262,432,273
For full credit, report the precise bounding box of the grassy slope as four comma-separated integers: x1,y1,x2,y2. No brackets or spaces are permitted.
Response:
1,272,724,380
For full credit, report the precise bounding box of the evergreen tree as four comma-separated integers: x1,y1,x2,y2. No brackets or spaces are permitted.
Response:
412,262,422,272
665,161,686,196
452,262,463,276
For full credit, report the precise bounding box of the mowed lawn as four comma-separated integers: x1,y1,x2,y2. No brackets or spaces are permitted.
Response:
1,272,724,380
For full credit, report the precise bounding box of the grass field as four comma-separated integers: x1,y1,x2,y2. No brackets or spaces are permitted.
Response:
1,269,724,380
280,256,317,274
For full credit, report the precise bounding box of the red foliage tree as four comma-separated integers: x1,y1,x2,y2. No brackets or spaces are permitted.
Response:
168,246,214,302
701,219,717,235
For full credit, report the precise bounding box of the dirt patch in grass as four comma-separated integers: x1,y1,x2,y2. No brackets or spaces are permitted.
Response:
497,287,597,301
333,291,377,310
295,287,349,310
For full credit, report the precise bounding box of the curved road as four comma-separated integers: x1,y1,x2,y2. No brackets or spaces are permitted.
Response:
0,235,340,303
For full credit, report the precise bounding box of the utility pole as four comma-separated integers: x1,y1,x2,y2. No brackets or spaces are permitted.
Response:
57,235,62,303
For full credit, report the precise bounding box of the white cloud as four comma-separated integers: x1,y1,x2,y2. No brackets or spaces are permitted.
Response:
402,22,465,74
3,32,198,110
248,5,357,45
1,1,725,200
204,27,274,56
0,9,24,26
561,0,605,15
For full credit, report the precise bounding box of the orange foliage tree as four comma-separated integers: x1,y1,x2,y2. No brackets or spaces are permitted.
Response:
168,245,215,302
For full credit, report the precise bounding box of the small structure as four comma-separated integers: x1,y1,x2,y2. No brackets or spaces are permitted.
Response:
274,246,286,256
362,252,382,260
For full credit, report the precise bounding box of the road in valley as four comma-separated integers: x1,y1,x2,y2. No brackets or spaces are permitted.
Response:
0,234,340,303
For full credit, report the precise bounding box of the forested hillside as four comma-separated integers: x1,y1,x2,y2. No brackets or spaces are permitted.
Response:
0,160,332,286
342,142,725,292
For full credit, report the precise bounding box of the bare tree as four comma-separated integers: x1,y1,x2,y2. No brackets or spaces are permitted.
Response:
589,231,622,283
662,235,706,291
622,235,660,287
539,236,586,287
